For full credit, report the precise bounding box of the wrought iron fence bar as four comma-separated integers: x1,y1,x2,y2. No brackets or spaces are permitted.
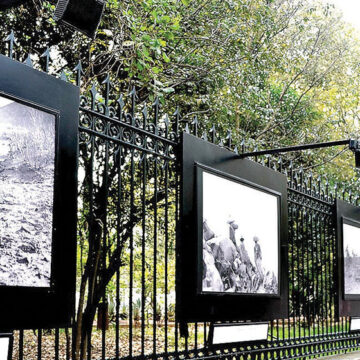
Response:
310,210,316,337
115,145,123,360
153,157,158,356
101,132,110,360
305,210,311,338
141,154,147,357
288,198,332,216
164,160,169,354
37,330,42,360
55,328,59,360
18,330,23,360
129,148,135,358
87,123,96,360
320,213,325,335
79,107,178,146
79,126,174,161
296,205,301,339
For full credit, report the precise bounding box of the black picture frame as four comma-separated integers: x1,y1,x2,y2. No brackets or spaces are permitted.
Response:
208,322,269,347
0,54,79,329
336,199,360,317
176,133,288,322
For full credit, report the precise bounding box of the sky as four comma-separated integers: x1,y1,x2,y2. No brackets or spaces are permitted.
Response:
324,0,360,31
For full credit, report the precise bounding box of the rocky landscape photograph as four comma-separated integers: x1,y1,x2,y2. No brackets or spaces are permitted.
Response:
0,95,55,287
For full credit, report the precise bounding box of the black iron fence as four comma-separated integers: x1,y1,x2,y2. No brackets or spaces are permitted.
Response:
2,31,360,360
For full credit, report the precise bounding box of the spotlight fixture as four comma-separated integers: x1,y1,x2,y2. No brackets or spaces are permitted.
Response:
0,0,28,10
54,0,106,38
0,333,13,360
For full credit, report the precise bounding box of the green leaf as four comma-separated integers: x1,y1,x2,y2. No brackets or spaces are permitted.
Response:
162,52,170,63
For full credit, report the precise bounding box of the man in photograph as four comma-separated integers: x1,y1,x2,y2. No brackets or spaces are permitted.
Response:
238,236,254,281
254,236,264,281
228,218,238,245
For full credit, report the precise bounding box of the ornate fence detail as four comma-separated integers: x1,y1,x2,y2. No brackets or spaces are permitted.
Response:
2,31,360,360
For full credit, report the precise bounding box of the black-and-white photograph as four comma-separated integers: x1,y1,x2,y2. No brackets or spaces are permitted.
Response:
202,171,279,294
0,95,55,287
343,222,360,295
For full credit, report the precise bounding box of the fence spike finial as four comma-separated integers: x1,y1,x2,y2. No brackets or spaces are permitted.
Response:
289,161,293,187
117,94,124,121
210,124,216,143
41,48,51,73
102,74,111,110
142,104,148,129
90,82,98,110
153,96,160,127
24,54,33,68
73,61,83,86
201,131,208,142
164,114,170,137
254,145,258,162
129,86,136,120
185,122,190,134
173,107,180,135
240,139,245,153
299,166,304,187
5,30,16,59
226,129,232,148
191,116,198,137
317,175,322,197
60,70,68,82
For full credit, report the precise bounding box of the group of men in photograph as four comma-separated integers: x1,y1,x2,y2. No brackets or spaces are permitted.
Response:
202,218,277,294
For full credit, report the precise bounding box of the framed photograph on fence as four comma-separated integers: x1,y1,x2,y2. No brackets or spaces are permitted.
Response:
0,54,79,329
336,199,360,317
198,166,280,296
0,96,56,289
177,132,288,322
